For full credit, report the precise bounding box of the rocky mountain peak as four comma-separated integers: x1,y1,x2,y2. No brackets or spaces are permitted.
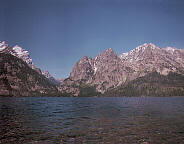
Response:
69,55,94,82
104,47,113,52
163,47,178,54
94,48,118,64
68,47,127,93
101,48,117,57
163,46,184,67
0,41,43,74
119,43,184,76
143,43,157,48
120,43,161,60
164,46,176,51
0,42,34,67
0,41,6,45
130,43,159,53
0,41,8,51
42,71,52,78
42,70,60,85
80,55,90,62
93,48,119,73
11,45,34,68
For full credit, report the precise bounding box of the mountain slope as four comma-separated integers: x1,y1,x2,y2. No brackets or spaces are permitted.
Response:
42,71,60,85
90,48,135,92
104,72,184,97
0,53,58,96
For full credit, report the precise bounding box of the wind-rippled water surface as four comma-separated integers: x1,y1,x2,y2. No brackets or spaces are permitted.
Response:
0,97,184,144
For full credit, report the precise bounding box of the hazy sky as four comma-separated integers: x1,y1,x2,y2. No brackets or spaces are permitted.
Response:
1,0,184,78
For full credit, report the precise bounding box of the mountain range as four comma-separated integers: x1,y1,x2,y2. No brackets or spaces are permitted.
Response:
1,41,184,97
0,41,59,96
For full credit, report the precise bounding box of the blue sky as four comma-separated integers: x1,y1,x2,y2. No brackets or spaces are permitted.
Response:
1,0,184,78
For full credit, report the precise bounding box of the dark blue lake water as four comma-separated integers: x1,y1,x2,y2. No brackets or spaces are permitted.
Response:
0,97,184,144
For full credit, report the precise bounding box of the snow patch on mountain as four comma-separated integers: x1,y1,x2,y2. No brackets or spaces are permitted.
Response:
163,47,177,54
0,41,8,51
119,52,128,59
130,43,158,54
42,71,52,78
12,45,34,66
94,63,97,74
119,43,160,61
165,47,175,52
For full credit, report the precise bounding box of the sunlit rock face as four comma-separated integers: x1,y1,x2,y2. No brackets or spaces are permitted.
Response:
69,56,94,82
67,48,135,93
12,45,34,66
89,48,135,93
0,41,8,51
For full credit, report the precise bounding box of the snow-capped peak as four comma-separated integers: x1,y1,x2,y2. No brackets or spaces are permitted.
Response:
106,48,113,51
119,43,160,61
102,48,115,54
0,41,8,51
119,52,128,59
42,70,60,85
130,43,158,54
13,45,29,56
42,71,52,78
163,47,177,54
0,41,33,66
0,41,54,79
12,45,34,66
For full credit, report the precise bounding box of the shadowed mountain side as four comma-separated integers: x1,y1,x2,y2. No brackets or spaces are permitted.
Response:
0,53,59,96
58,78,100,97
103,72,184,97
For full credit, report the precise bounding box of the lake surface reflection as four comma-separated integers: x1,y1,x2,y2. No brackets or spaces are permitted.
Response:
0,97,184,144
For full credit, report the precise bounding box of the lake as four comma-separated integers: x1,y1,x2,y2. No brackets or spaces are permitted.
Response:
0,97,184,144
